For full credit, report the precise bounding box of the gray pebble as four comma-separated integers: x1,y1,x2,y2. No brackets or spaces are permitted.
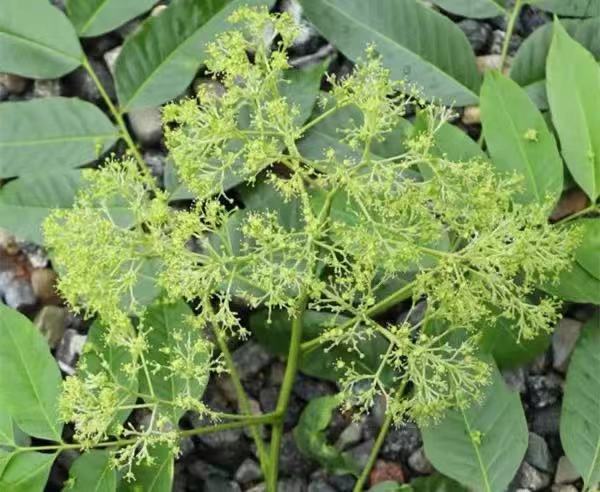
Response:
516,461,551,491
0,73,28,95
308,479,337,492
128,106,163,147
527,374,563,409
55,328,87,374
552,319,582,373
554,456,580,484
234,458,262,484
204,477,242,492
33,79,62,98
233,341,273,380
408,446,434,475
526,432,554,473
458,19,492,54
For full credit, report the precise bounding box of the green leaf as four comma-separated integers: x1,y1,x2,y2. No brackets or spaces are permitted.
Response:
541,260,600,305
298,96,413,165
80,320,138,427
141,299,210,423
532,0,600,17
546,19,600,201
412,111,485,163
0,171,132,244
0,304,63,441
430,0,505,18
293,395,360,475
119,444,173,492
575,219,600,279
65,451,116,492
560,314,600,489
67,0,157,37
282,62,328,126
299,0,480,106
0,411,14,448
479,316,550,369
0,452,56,492
0,0,82,78
511,18,600,110
480,71,563,205
115,0,272,111
421,365,528,492
0,98,119,178
250,309,393,384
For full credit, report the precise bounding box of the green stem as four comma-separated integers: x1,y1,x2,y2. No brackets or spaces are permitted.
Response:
353,412,393,492
266,295,309,491
500,0,523,71
82,56,148,175
13,413,278,455
300,280,415,353
214,329,270,477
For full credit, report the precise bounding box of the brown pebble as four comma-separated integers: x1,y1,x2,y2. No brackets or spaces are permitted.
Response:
369,460,406,486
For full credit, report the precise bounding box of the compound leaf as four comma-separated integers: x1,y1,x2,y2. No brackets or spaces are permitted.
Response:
0,452,56,492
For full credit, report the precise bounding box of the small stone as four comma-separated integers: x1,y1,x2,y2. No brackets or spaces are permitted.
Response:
186,457,229,481
462,106,481,125
194,78,226,99
204,477,241,492
279,432,317,477
55,328,87,374
234,458,262,484
408,446,434,475
327,474,356,491
0,83,9,101
554,456,580,484
336,421,363,451
516,461,551,491
143,150,167,184
476,55,505,74
503,367,527,394
63,59,115,103
551,189,590,222
526,433,553,473
33,79,62,98
246,484,267,492
527,374,563,409
194,423,250,468
308,479,337,492
458,20,492,54
151,4,168,16
20,243,49,269
347,439,375,469
552,319,582,373
128,106,163,147
293,374,334,401
269,361,286,386
0,73,28,94
103,45,122,75
551,485,578,492
369,460,406,486
277,478,307,492
529,352,550,374
30,268,60,305
233,342,273,380
34,306,67,349
381,423,421,461
531,404,561,436
1,275,36,310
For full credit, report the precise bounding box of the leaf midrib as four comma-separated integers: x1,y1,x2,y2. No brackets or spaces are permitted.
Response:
0,133,118,148
0,27,80,63
119,0,227,110
4,327,61,441
305,0,478,99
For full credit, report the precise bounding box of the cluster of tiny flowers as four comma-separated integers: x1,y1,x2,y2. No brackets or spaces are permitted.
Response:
44,6,580,473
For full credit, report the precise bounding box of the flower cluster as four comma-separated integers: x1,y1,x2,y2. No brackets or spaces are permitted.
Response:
45,6,579,474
